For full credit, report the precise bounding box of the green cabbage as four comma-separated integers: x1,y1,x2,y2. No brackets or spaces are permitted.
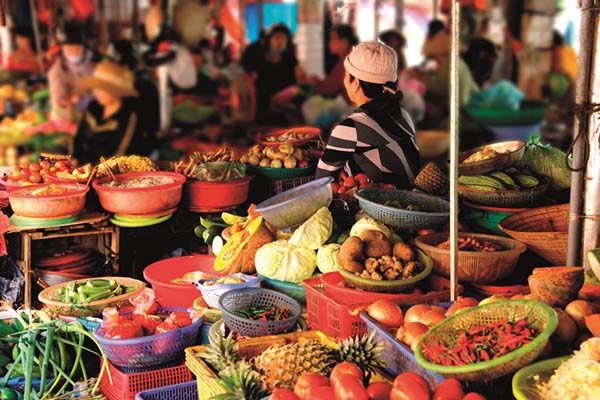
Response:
255,241,317,283
288,207,333,250
316,244,342,274
521,136,571,190
350,216,392,238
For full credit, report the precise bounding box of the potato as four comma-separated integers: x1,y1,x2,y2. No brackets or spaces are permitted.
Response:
359,230,392,258
239,154,249,164
271,151,287,161
259,158,271,167
270,159,283,168
393,242,415,261
343,261,365,274
340,236,364,272
279,143,294,155
248,155,260,166
283,156,297,169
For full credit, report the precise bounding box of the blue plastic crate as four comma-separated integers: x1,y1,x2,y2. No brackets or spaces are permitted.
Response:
361,311,446,390
135,381,197,400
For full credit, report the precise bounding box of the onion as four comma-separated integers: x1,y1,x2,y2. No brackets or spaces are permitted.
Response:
420,309,446,327
397,322,428,348
565,300,597,330
367,299,404,327
404,304,432,325
456,296,479,307
410,331,427,352
445,302,470,317
551,308,577,344
429,305,446,315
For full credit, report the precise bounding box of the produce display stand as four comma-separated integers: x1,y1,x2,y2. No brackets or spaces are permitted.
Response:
5,212,119,306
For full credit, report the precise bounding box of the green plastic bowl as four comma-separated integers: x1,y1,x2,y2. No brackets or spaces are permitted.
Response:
512,356,569,400
339,249,433,293
465,101,547,127
257,274,307,304
461,201,530,236
246,163,315,179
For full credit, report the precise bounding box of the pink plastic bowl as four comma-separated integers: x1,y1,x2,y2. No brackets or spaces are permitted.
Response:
0,178,45,193
8,184,89,218
92,172,185,215
143,254,225,308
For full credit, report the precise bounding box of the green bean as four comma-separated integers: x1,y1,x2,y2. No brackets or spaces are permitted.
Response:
22,329,38,400
38,327,54,396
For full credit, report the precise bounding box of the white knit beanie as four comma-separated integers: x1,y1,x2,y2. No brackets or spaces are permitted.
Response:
344,41,398,84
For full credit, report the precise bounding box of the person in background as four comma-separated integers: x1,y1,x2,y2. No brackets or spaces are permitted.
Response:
305,24,358,102
7,26,41,75
241,23,305,123
48,22,95,120
551,31,577,85
316,42,419,188
462,37,498,87
74,61,147,163
379,29,407,72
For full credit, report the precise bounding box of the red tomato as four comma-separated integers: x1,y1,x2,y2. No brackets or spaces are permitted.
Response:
40,160,51,170
29,173,42,183
131,314,161,335
331,183,339,193
306,386,335,400
19,169,30,179
367,381,392,400
272,388,301,400
337,185,349,194
390,372,430,400
154,321,179,334
29,163,42,172
462,393,486,400
432,379,464,400
167,311,193,327
343,177,357,187
101,321,143,339
330,362,363,388
294,374,330,399
54,161,68,171
367,299,404,327
333,375,368,400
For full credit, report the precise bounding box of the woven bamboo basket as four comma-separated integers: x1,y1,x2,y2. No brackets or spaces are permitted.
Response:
498,204,568,265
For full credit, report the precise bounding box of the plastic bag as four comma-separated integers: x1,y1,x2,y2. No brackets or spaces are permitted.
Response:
302,95,352,128
521,135,571,190
468,80,524,110
0,257,23,303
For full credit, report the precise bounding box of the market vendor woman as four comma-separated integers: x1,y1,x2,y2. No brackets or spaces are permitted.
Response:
315,41,419,188
74,61,147,163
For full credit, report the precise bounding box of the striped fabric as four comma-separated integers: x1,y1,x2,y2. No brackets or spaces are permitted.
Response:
316,98,420,188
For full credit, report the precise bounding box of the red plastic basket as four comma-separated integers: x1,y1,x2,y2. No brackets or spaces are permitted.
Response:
100,360,193,400
302,275,457,339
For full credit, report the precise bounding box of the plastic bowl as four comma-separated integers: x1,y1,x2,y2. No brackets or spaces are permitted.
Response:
414,232,527,283
460,201,530,236
416,130,450,160
0,178,45,193
458,141,526,176
143,254,226,308
465,101,547,127
489,123,543,142
93,172,185,215
511,356,569,400
8,184,89,218
196,273,262,309
257,274,307,304
47,174,88,184
338,249,433,293
184,176,252,213
255,176,333,228
256,126,321,146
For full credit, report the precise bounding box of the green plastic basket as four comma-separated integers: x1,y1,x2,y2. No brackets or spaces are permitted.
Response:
338,249,433,293
414,300,557,382
461,202,530,236
512,356,569,400
246,163,316,179
257,273,307,304
354,188,450,231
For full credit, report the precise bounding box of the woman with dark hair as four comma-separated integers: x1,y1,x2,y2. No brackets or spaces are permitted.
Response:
379,29,407,71
462,37,497,87
241,23,305,122
306,24,358,102
316,42,419,188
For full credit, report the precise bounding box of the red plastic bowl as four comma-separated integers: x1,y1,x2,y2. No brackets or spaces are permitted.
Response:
320,272,426,305
8,184,89,218
93,172,185,215
143,254,226,308
184,176,253,212
0,178,45,193
47,175,88,184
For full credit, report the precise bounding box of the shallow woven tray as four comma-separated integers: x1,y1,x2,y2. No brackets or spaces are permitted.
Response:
498,204,568,265
458,179,548,208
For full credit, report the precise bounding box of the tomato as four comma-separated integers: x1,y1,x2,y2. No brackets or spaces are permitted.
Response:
367,299,404,327
29,173,42,183
154,321,179,334
39,160,51,170
367,381,392,400
101,321,143,339
54,161,68,171
331,183,340,193
29,163,42,172
294,373,330,399
167,311,193,327
462,393,486,400
432,379,464,400
333,375,368,400
330,362,363,388
19,169,30,179
271,388,301,400
131,314,161,335
343,177,357,188
305,386,335,400
10,170,20,180
390,372,430,400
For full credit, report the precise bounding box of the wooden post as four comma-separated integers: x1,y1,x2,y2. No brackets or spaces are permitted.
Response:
0,0,5,27
449,0,460,301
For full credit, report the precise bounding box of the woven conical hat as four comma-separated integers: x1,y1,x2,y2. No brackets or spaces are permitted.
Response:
173,0,210,47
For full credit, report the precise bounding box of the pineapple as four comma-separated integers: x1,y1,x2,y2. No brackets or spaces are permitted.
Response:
253,340,337,390
253,333,386,390
212,361,269,400
336,332,386,382
200,333,242,373
414,162,449,195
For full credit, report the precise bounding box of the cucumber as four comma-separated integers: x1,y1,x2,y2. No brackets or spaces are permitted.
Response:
587,248,600,281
